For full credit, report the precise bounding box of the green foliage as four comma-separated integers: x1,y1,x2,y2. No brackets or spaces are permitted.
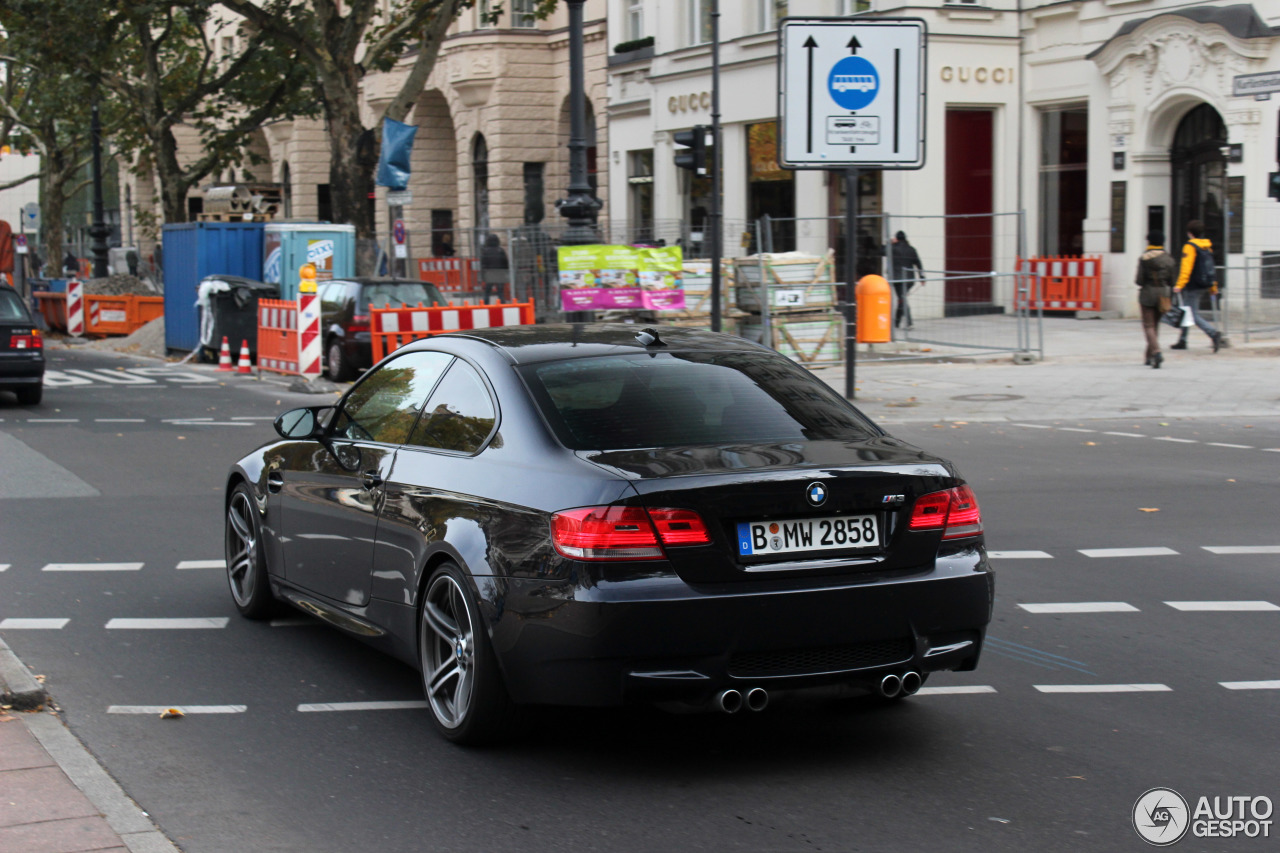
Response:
613,36,654,54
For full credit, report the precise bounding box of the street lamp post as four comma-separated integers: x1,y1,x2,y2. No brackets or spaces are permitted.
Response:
557,0,601,321
89,98,110,279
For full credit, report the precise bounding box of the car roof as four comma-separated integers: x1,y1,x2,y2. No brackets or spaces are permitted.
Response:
333,278,441,288
433,323,772,365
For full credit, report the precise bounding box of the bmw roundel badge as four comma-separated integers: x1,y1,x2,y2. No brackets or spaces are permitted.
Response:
806,482,827,507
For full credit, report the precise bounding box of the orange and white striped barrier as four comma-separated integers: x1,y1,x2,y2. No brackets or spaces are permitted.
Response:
236,340,252,374
1014,256,1102,312
297,264,322,380
370,300,535,362
66,279,85,337
217,336,233,371
257,299,299,375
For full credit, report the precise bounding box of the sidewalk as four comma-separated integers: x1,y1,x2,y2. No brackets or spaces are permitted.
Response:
1,644,179,853
811,315,1280,424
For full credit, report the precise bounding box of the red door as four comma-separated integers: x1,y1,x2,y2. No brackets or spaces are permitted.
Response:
945,110,994,308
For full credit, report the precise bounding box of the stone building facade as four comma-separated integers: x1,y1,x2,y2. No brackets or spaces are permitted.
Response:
124,2,609,262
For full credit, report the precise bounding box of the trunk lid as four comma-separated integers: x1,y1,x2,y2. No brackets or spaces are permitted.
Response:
581,438,961,583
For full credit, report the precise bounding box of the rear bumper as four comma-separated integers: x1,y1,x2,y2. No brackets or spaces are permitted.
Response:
490,548,994,706
0,353,44,386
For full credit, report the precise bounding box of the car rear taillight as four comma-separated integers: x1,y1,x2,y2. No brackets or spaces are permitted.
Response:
551,506,711,561
349,313,370,333
8,330,41,349
647,508,712,546
908,485,983,540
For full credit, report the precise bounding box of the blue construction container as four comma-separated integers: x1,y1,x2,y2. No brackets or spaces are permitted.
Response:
264,223,356,300
162,222,265,352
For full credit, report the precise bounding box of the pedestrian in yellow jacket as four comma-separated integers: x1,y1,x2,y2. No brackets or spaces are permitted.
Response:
1170,219,1222,353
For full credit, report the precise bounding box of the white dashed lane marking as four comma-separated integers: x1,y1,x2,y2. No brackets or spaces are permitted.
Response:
1220,681,1280,691
107,705,246,715
1204,545,1280,555
42,563,143,572
177,560,225,570
1165,601,1279,612
298,701,429,713
915,686,997,696
105,618,229,629
1035,684,1172,694
1018,602,1139,613
0,564,8,572
1079,547,1178,558
1010,423,1280,454
0,618,69,629
987,550,1053,559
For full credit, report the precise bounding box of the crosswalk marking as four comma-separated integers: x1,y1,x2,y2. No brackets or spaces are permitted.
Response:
297,701,429,712
1220,680,1280,691
177,560,224,570
43,563,143,572
1203,545,1280,555
0,618,69,629
1018,602,1138,613
915,686,997,696
1079,547,1178,558
1035,684,1171,694
987,550,1053,559
105,618,229,629
107,705,246,715
1165,601,1279,612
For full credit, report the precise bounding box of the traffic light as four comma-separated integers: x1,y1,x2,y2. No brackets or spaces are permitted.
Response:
674,125,709,175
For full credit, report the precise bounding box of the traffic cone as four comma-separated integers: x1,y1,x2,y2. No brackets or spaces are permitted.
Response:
217,336,232,371
236,340,252,374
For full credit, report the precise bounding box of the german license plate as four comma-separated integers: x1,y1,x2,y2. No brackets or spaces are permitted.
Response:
736,515,879,557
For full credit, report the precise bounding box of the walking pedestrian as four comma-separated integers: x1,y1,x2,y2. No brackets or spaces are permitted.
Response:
1134,231,1175,369
480,233,509,304
889,231,923,330
1170,219,1223,352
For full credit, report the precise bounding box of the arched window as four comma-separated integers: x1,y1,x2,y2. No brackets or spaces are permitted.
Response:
473,134,489,238
1171,104,1227,254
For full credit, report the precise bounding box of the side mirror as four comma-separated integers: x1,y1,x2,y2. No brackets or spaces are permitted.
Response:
274,407,327,440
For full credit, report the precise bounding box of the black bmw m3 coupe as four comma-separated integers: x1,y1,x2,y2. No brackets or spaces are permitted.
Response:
225,324,993,743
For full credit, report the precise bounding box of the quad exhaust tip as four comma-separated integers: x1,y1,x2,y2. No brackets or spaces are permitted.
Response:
714,689,743,714
901,671,922,696
879,673,902,699
745,687,769,712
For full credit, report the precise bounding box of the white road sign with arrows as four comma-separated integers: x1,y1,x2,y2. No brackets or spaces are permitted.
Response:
778,18,926,170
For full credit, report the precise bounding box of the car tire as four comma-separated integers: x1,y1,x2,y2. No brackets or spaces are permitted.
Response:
224,482,276,620
419,562,517,745
16,385,42,406
326,338,354,382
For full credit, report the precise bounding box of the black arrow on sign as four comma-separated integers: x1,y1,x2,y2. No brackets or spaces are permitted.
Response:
847,35,861,54
804,35,817,153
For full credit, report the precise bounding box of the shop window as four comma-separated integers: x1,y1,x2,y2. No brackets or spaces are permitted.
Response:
628,150,654,243
1039,107,1088,255
747,121,795,253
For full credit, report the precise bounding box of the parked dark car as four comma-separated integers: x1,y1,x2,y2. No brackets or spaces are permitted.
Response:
319,277,447,381
225,325,993,744
0,284,45,405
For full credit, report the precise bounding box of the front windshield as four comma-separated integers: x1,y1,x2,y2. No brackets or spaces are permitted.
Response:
521,351,879,451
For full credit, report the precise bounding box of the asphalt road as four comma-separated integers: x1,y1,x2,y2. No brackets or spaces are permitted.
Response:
2,346,1277,852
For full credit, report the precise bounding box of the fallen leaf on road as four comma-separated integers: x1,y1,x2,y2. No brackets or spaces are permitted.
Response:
160,708,185,719
1139,508,1160,513
1084,441,1097,446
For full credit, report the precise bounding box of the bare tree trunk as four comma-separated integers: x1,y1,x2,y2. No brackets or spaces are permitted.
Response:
321,73,379,274
41,150,69,274
153,126,190,225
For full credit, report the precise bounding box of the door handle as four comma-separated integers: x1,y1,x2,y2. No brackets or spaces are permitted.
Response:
361,470,384,490
267,472,284,493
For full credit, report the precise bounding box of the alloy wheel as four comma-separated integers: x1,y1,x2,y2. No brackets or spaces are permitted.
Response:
421,574,476,729
225,490,259,608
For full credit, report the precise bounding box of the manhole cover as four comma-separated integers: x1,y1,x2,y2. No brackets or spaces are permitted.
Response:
950,393,1024,402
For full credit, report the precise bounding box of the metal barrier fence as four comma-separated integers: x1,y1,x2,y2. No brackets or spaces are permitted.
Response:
1218,260,1280,343
748,213,1041,363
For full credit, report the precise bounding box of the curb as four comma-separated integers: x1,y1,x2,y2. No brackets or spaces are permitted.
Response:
0,636,47,710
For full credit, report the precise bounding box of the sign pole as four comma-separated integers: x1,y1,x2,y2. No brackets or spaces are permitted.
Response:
844,168,859,400
710,0,722,333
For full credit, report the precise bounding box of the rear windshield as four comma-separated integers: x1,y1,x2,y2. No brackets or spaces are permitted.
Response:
362,282,446,309
521,351,879,450
0,290,30,322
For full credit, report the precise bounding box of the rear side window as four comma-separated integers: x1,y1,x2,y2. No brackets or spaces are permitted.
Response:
522,351,879,450
0,290,29,322
363,282,446,311
408,361,496,453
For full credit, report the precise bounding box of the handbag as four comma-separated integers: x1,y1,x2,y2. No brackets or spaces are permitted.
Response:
1160,292,1183,328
